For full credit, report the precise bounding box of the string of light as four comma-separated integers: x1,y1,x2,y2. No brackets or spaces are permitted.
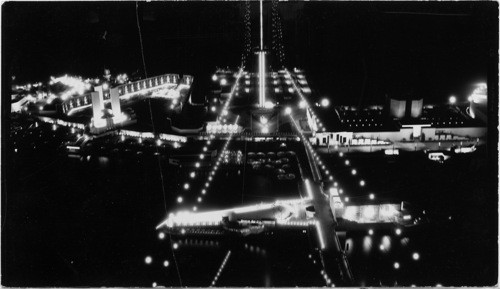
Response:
210,251,232,287
176,70,244,209
241,0,252,68
289,111,372,204
176,116,240,212
308,253,335,287
219,68,244,124
276,4,286,67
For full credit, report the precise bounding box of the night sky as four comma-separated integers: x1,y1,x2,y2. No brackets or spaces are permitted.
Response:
2,1,498,105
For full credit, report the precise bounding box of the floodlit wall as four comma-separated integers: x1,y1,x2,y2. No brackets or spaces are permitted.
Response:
91,91,103,120
410,99,423,118
110,88,122,117
390,99,406,118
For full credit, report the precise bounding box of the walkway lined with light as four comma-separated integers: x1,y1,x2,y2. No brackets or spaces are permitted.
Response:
285,77,376,203
174,68,244,210
217,67,244,123
288,112,354,285
176,116,241,212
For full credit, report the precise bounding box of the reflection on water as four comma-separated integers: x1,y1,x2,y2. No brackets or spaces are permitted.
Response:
363,236,372,254
382,235,392,252
98,156,110,168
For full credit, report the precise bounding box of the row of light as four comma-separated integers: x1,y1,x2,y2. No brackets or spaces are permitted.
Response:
13,81,43,91
271,0,286,66
218,68,244,124
176,134,214,207
177,117,240,212
240,0,252,67
210,250,231,287
290,90,375,203
291,112,379,220
336,151,377,202
308,252,334,287
119,134,181,149
176,127,218,206
284,69,328,132
177,70,244,209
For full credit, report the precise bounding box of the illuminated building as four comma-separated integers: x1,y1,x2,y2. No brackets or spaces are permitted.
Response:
156,198,421,236
309,97,487,150
90,84,128,133
468,83,487,124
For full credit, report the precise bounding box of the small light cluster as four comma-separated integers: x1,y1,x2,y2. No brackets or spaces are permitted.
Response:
221,150,243,164
206,123,240,134
49,75,93,100
210,250,232,287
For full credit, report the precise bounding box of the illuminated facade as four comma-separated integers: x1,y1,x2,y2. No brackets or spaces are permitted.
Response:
157,192,420,236
468,83,487,123
90,84,128,133
311,99,487,149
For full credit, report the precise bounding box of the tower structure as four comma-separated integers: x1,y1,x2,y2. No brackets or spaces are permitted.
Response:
258,0,267,108
91,84,125,131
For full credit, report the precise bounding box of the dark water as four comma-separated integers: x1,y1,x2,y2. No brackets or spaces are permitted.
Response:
3,115,497,287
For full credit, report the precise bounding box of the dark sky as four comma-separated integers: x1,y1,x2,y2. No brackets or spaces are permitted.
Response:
2,1,498,105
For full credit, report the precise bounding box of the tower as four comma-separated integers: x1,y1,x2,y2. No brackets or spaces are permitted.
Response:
92,86,105,128
258,0,267,108
91,84,125,130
